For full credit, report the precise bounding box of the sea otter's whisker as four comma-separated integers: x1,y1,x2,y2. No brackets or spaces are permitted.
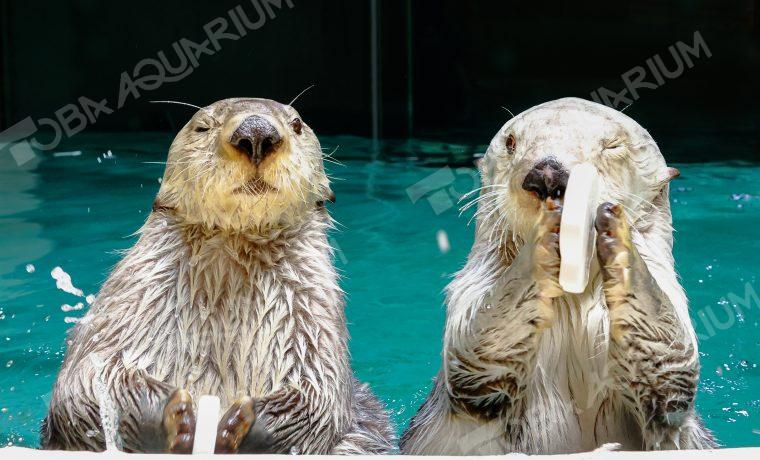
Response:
288,84,316,106
322,146,345,168
463,195,507,222
459,189,507,214
483,196,509,242
323,157,345,167
498,214,512,250
492,205,511,245
467,200,502,230
500,106,516,119
468,202,493,227
459,184,510,201
459,187,509,207
617,192,668,228
488,202,508,244
150,100,202,110
617,202,648,225
611,190,654,210
469,192,506,226
288,164,311,204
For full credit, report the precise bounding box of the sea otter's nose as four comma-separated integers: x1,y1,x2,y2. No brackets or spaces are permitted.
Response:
229,115,282,166
522,158,569,200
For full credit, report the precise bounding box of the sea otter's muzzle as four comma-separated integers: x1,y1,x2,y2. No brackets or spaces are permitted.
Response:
522,158,569,200
229,115,282,166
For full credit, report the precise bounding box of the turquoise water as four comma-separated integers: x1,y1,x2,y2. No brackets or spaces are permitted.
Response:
0,134,758,448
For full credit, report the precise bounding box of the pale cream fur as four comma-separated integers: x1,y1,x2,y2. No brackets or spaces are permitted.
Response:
42,98,394,454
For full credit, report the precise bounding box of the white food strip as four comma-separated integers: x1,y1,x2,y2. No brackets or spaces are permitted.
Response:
559,163,600,293
192,395,220,455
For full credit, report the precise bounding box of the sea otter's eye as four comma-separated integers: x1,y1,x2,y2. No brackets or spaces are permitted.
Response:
194,125,210,133
506,134,516,154
290,118,303,135
603,137,624,150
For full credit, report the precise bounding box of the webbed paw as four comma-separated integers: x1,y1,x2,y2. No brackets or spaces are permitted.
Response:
533,198,563,299
162,389,195,454
215,397,256,454
595,202,633,305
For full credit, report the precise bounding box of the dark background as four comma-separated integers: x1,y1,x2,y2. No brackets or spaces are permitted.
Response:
1,0,758,161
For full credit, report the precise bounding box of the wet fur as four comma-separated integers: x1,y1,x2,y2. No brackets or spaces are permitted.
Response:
400,98,716,454
42,99,394,454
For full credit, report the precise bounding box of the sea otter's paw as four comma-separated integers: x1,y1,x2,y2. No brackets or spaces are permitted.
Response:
215,397,256,454
532,198,563,299
162,389,195,454
595,202,633,305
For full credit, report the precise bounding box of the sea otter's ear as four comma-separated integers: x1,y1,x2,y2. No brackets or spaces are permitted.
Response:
317,187,336,208
662,166,680,184
666,167,680,181
654,166,680,192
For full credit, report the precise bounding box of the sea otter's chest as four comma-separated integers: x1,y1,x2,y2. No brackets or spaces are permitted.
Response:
523,289,622,452
138,261,315,408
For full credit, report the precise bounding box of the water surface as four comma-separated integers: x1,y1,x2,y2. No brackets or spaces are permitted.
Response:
0,134,758,447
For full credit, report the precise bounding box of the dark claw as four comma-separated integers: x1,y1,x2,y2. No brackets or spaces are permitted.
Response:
215,397,256,454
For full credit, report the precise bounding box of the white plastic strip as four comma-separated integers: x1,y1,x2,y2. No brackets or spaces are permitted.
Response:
192,395,220,455
559,162,600,293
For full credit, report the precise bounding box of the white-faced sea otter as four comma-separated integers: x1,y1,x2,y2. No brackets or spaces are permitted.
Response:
400,97,716,454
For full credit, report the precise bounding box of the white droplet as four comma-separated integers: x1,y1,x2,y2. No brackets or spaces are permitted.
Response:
436,229,451,254
25,264,35,273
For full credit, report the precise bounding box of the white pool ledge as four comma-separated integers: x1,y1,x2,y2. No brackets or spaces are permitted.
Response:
3,446,760,459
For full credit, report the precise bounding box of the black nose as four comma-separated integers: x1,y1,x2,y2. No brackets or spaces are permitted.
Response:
229,115,282,165
521,158,569,200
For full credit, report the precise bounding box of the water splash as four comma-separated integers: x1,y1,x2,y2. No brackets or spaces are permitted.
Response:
61,303,84,312
50,267,84,297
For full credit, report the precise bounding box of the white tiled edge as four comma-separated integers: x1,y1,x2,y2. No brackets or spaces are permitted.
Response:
2,447,760,459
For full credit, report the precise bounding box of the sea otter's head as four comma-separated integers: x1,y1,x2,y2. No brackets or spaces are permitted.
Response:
476,97,679,242
155,98,332,232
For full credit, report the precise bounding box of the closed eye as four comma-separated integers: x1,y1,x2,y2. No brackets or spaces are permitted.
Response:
603,138,624,150
194,126,210,133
